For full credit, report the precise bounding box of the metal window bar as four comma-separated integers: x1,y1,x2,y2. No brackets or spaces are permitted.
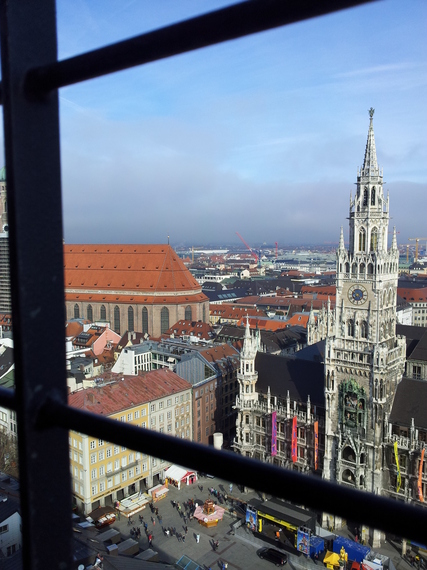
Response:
0,1,425,569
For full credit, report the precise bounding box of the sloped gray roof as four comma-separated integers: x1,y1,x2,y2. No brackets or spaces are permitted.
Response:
389,377,427,429
255,352,325,407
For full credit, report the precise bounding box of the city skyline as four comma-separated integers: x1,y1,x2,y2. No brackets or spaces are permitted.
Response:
1,0,426,247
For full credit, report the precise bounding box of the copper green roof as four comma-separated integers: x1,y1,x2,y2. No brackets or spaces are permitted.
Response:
0,167,6,182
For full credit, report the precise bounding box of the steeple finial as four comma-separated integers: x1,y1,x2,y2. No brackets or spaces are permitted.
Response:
362,108,378,176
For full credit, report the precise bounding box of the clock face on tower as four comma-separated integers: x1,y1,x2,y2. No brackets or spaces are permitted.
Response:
348,284,368,305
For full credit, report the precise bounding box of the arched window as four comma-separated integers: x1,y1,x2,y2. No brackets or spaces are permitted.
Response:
345,262,350,273
114,306,120,333
351,263,357,276
203,304,206,322
100,305,106,320
142,307,148,334
359,263,365,275
74,304,80,319
360,321,368,339
128,306,134,331
363,187,368,206
370,227,378,251
185,305,192,321
367,263,373,274
347,319,354,337
358,228,366,251
87,304,93,322
161,307,169,334
371,187,376,205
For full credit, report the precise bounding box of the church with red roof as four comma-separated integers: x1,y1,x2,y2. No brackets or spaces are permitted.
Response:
64,244,209,337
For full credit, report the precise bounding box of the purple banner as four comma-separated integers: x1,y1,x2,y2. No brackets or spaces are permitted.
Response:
271,411,277,456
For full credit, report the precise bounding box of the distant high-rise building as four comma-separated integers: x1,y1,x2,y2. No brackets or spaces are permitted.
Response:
0,167,11,314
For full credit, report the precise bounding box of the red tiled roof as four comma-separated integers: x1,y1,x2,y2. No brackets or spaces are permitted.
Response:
64,245,205,299
209,304,262,319
65,320,84,338
165,320,214,340
235,317,287,332
398,288,427,302
68,368,191,415
199,343,239,363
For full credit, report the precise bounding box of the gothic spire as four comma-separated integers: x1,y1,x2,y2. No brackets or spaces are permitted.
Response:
339,226,345,251
361,108,378,177
392,226,398,250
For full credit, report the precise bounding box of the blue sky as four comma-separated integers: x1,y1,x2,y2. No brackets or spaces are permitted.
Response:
37,1,427,246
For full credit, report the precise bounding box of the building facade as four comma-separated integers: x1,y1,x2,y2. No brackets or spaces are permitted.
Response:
64,244,209,337
234,319,325,472
68,369,192,514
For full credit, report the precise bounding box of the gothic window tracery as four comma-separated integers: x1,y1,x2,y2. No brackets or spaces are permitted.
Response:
114,305,120,333
370,227,378,251
74,303,80,319
160,307,169,334
87,304,93,322
185,305,192,320
100,305,106,320
142,307,148,334
347,319,355,337
358,228,366,251
368,263,373,274
363,187,368,206
360,320,368,338
371,187,376,205
128,306,134,331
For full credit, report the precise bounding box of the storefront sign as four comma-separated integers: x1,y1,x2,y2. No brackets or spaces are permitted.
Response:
314,421,319,470
418,448,425,502
394,441,401,493
271,411,277,456
292,416,297,463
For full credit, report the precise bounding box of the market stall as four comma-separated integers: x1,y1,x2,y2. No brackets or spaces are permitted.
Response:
193,499,225,528
87,506,116,529
150,483,169,503
164,464,197,489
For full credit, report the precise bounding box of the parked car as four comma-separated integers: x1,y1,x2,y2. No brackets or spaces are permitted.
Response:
258,547,288,566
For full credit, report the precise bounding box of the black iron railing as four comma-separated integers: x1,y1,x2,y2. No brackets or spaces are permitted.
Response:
1,1,426,569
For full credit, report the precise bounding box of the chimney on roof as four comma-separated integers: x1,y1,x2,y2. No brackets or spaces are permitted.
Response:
87,393,95,404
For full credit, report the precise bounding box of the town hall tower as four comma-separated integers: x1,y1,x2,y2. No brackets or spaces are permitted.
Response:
323,110,406,545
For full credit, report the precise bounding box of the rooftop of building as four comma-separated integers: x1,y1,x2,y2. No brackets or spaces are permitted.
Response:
255,351,325,407
389,377,427,429
68,368,191,415
64,244,205,298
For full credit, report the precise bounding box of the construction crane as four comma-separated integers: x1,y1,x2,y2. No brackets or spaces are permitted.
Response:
408,238,427,262
235,232,258,262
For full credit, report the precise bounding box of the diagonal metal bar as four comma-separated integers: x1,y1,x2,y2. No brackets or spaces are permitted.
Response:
41,397,427,545
25,0,377,95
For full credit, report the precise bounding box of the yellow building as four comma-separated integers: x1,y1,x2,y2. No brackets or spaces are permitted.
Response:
69,369,192,514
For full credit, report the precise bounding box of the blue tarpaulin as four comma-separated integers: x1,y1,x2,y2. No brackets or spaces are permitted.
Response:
310,536,325,556
333,536,370,563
